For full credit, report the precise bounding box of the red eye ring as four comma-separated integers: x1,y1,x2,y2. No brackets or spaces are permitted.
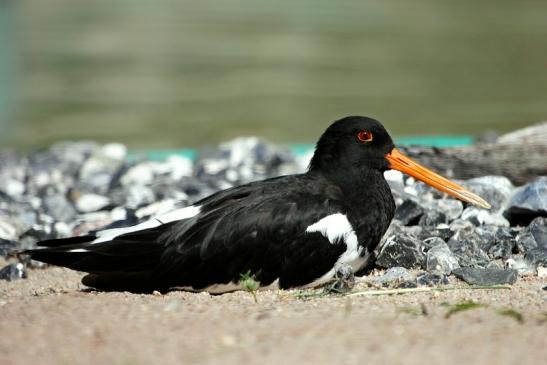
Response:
357,130,373,143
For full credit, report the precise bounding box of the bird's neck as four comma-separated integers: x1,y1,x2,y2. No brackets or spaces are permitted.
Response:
310,165,389,203
310,166,395,255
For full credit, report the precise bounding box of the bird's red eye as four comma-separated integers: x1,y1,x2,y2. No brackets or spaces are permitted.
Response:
357,130,373,143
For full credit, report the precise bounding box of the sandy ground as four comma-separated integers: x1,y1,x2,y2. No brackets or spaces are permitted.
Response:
0,267,545,365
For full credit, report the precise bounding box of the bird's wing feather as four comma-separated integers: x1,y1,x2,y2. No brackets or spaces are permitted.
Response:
152,175,351,289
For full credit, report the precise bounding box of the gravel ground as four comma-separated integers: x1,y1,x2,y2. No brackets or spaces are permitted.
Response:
1,266,545,365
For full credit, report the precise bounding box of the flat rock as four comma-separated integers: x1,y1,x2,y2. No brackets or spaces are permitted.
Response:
452,267,518,285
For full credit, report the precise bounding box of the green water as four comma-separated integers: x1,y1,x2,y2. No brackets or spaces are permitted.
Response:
8,0,547,148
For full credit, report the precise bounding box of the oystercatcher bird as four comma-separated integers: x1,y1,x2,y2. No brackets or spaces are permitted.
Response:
25,116,489,293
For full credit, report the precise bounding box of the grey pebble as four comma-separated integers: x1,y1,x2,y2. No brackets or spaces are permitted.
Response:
452,267,518,286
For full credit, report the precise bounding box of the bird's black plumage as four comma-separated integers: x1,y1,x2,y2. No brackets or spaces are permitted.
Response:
27,116,398,292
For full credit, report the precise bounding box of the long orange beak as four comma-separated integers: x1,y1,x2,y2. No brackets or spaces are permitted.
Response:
385,148,491,209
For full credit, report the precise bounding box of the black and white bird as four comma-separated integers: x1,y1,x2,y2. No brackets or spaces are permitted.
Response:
25,116,490,293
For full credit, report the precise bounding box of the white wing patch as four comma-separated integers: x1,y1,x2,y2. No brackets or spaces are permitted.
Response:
304,213,365,287
306,213,357,246
92,205,201,243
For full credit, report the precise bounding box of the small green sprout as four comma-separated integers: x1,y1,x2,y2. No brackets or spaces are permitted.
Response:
497,309,524,323
239,270,259,303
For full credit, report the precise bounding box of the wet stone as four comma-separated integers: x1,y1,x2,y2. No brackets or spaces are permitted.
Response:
452,267,518,286
504,177,547,225
376,234,425,269
0,263,27,281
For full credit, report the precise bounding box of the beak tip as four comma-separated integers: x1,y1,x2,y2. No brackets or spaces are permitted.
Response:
479,201,492,210
477,201,492,210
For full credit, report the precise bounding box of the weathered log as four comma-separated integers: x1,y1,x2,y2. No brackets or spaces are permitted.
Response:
401,122,547,185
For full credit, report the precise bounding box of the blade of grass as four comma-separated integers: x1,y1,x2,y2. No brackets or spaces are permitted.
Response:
347,285,511,298
445,301,486,318
497,309,524,323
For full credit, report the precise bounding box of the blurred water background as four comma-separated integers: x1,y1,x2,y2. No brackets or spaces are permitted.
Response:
1,0,547,149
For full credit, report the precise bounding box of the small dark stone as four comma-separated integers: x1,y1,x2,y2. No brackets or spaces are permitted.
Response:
0,238,19,256
504,177,547,226
452,267,518,286
515,217,547,266
417,272,449,287
418,226,453,242
376,234,425,269
0,263,27,281
396,280,418,289
484,227,517,260
418,210,447,227
394,199,424,226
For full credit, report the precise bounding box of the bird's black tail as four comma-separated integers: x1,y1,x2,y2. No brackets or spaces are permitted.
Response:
24,229,167,292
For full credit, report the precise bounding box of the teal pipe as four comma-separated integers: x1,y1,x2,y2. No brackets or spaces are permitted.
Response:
130,136,474,161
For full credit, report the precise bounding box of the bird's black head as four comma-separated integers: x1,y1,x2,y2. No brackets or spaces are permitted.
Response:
309,116,395,174
309,115,491,209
